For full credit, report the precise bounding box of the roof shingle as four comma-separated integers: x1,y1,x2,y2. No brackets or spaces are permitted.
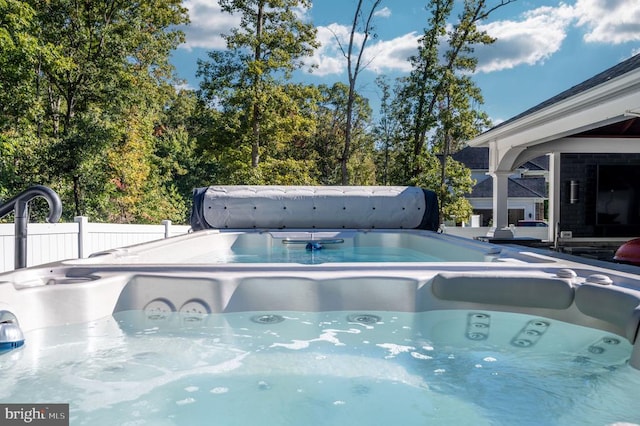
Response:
493,53,640,130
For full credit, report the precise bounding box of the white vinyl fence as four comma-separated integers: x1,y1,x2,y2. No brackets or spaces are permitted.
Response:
0,216,190,273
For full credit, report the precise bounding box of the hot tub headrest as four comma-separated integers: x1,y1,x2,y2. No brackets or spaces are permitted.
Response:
575,283,640,342
190,185,439,231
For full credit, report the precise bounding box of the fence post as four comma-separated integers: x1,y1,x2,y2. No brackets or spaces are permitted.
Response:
162,220,171,238
74,216,89,258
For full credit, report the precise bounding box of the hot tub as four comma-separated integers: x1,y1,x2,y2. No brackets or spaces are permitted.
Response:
1,186,640,425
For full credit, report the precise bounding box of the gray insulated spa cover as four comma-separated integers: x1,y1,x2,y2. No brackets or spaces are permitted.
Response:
190,186,439,231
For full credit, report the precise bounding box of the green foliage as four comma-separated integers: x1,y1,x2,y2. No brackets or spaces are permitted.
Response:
0,0,44,131
0,131,47,198
0,0,506,226
348,151,377,186
371,0,514,221
393,0,500,175
407,152,475,223
310,83,375,185
203,143,318,186
254,158,319,185
198,0,318,169
0,0,190,223
34,0,187,219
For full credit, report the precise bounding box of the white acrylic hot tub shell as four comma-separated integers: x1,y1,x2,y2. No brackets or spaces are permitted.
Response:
72,229,530,265
1,229,640,368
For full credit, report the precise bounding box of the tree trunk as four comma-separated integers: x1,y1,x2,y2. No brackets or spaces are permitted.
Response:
342,0,381,185
251,1,265,169
440,130,451,220
73,175,81,216
342,79,355,185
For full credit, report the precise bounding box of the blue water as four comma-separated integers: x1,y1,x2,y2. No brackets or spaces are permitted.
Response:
206,246,442,264
1,310,640,425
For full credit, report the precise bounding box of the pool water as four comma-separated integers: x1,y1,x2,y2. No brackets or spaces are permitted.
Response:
199,246,442,264
1,310,639,425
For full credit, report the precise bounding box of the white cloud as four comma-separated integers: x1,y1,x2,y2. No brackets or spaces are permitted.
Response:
179,0,240,50
307,23,418,76
178,0,640,77
174,81,197,92
308,3,584,77
363,33,420,73
474,4,575,73
374,7,392,18
473,0,640,73
574,0,640,44
292,2,312,21
179,0,315,51
306,24,351,76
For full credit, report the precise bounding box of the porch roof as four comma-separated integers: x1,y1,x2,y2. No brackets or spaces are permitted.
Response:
467,54,640,172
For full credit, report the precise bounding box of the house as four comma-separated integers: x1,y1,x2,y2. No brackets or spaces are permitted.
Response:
466,53,640,245
452,147,548,227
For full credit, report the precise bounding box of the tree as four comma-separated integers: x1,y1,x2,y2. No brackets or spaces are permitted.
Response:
382,0,513,222
410,151,475,223
25,0,188,217
198,81,321,185
312,83,375,185
0,0,40,133
372,76,417,186
399,0,513,177
333,0,382,184
0,0,190,220
198,0,319,172
154,90,207,206
0,1,52,201
373,76,397,185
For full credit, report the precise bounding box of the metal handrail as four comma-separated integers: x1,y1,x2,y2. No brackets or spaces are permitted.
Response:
0,185,62,269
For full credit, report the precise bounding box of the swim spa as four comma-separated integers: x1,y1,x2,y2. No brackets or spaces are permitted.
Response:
1,186,640,425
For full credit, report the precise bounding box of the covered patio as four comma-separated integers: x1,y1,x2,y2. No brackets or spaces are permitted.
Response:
467,53,640,245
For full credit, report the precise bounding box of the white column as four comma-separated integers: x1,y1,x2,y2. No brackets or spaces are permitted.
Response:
489,171,511,229
547,152,561,244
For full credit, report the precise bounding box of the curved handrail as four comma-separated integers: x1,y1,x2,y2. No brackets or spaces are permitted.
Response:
0,185,63,269
0,185,62,223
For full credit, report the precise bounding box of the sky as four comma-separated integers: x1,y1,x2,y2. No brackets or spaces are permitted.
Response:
170,0,640,125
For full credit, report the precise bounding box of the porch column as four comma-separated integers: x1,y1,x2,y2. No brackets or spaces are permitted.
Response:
547,152,560,243
489,171,510,229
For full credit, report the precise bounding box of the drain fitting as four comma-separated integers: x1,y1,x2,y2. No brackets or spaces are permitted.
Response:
347,313,381,324
251,314,285,324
